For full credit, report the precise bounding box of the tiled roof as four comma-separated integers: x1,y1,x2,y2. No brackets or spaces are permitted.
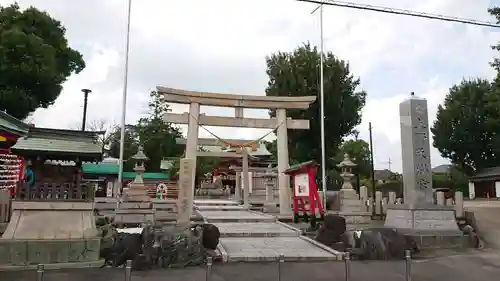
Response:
12,137,103,155
11,127,103,157
0,111,29,136
469,166,500,180
432,164,452,174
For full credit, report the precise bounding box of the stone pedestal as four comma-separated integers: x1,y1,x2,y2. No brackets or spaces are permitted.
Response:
384,204,463,249
0,201,100,265
123,183,152,202
334,188,371,228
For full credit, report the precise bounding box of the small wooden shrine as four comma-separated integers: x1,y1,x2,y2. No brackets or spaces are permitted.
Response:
0,127,104,266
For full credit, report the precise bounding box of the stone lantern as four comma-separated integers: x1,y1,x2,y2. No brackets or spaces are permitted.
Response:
132,145,148,184
122,145,151,202
335,153,371,228
337,153,357,190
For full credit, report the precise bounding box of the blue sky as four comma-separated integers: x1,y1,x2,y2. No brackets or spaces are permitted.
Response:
1,0,499,172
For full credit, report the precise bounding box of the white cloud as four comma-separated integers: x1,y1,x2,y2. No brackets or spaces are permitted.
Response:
2,0,498,173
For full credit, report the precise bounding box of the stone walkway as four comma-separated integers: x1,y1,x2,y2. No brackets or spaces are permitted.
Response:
194,199,339,262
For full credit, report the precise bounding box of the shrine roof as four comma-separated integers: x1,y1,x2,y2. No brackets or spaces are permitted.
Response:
11,127,104,161
284,160,318,174
469,166,500,182
81,162,169,179
0,111,30,137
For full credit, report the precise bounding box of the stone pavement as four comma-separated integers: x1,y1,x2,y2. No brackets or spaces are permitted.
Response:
194,200,339,262
2,250,499,281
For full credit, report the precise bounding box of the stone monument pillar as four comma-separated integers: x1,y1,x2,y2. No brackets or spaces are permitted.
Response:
384,94,461,245
335,154,371,228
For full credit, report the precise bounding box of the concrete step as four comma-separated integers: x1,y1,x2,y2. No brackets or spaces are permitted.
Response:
196,205,244,211
194,199,240,206
213,222,299,237
198,210,277,223
218,236,340,262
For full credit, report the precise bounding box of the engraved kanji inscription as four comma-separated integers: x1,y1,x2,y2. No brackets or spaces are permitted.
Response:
415,163,430,175
415,103,426,115
416,178,430,189
415,148,428,159
413,116,427,130
414,132,428,141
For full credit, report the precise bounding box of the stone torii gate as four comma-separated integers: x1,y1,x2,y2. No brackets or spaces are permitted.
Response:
157,86,316,219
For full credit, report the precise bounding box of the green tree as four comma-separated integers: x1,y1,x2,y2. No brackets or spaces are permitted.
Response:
134,91,184,172
0,3,85,119
107,125,139,171
431,79,500,175
265,43,366,169
334,139,371,179
488,7,500,71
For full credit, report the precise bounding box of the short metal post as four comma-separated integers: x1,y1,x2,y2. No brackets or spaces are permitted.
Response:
206,256,213,281
125,260,132,281
278,254,284,281
36,264,44,281
344,252,351,281
405,250,412,281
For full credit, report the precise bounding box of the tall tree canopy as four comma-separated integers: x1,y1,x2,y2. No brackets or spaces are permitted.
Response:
107,91,184,172
0,3,85,120
431,79,500,175
265,43,366,168
335,139,371,179
432,7,500,176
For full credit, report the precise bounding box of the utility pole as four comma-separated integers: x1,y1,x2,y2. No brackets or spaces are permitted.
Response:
118,0,133,198
368,122,376,217
385,157,393,171
311,3,327,214
81,89,92,131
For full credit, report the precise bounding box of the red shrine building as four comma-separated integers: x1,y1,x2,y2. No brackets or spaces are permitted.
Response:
0,111,30,194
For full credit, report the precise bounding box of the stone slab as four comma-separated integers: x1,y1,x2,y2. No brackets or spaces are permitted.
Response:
196,205,244,211
0,238,100,265
198,210,276,223
213,222,299,237
384,204,460,232
194,199,241,206
2,209,98,240
219,237,337,262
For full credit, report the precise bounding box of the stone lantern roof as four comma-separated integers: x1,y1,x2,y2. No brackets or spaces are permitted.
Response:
132,146,149,161
337,153,356,168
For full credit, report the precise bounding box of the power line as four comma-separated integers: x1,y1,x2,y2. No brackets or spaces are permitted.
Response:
298,0,500,28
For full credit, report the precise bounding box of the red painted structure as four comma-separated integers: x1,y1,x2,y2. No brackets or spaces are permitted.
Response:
284,160,324,225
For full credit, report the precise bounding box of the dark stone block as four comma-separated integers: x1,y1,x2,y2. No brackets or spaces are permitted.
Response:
202,224,220,250
358,228,418,260
314,215,349,249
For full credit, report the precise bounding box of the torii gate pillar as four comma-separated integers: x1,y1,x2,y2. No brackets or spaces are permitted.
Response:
276,109,291,215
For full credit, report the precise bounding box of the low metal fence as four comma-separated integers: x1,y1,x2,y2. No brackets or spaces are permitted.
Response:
32,251,415,281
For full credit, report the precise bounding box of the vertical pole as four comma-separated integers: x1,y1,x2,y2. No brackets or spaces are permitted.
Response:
125,260,132,281
242,147,250,209
206,256,213,281
405,249,412,281
81,89,91,131
278,254,284,281
36,264,44,281
344,252,350,281
368,122,376,217
118,0,133,198
319,3,328,214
